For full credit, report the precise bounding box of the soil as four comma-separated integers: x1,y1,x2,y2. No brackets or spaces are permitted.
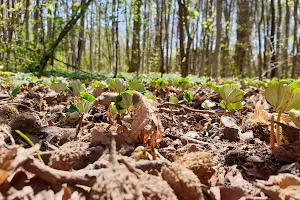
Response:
0,81,299,200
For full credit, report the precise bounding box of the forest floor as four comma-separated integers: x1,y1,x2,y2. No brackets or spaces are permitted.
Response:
0,73,300,200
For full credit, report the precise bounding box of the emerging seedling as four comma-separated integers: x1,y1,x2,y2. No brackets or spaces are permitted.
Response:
219,84,244,114
265,81,300,145
15,130,44,163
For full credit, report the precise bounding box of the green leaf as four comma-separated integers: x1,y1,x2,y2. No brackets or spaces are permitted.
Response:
220,100,242,112
51,80,67,92
10,87,20,98
169,96,179,104
219,84,244,104
143,93,157,100
289,109,300,128
107,78,127,93
79,92,95,103
108,102,118,116
68,101,80,113
119,92,133,110
128,80,145,92
91,80,107,89
115,95,123,110
69,80,85,96
183,90,193,103
265,82,300,112
76,100,92,114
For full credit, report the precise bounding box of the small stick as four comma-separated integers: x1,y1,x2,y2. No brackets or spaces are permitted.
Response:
158,102,221,118
0,126,15,146
74,113,84,140
110,132,118,166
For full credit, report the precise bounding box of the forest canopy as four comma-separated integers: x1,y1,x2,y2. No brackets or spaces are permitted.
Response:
0,0,299,78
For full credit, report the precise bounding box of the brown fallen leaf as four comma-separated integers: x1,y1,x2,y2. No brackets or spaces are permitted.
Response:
131,92,163,159
256,173,300,200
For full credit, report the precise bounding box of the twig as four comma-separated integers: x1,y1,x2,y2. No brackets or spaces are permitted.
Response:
6,144,40,172
158,102,221,118
110,132,118,166
0,126,15,146
23,156,171,188
74,113,84,140
181,135,211,146
23,157,103,187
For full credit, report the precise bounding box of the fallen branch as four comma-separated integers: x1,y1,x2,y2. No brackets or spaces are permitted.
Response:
23,157,171,188
158,102,221,118
6,144,40,173
23,157,103,187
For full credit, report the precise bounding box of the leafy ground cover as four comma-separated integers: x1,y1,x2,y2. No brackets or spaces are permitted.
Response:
1,72,300,199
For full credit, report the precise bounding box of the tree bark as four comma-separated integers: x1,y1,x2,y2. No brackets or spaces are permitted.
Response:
128,0,141,73
212,0,222,78
39,0,93,71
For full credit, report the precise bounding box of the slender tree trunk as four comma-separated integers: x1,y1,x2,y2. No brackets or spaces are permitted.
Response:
39,0,93,71
212,0,222,78
276,0,282,78
258,0,264,78
235,0,251,77
284,0,290,78
128,0,141,73
76,0,86,69
97,2,102,71
270,0,276,77
25,0,30,40
291,0,298,77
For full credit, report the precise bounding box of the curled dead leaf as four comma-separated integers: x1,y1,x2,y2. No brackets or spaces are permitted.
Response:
249,101,270,125
131,93,163,146
256,173,300,200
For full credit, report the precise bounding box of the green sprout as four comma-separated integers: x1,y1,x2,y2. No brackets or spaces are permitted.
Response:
219,84,244,114
265,81,300,145
15,130,44,164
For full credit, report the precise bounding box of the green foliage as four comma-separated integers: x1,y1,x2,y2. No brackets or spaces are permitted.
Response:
51,80,67,93
265,81,300,112
107,78,127,94
68,101,80,113
151,78,169,90
219,84,244,112
76,100,92,114
183,90,193,103
15,130,44,163
79,92,95,103
169,96,179,104
91,80,108,89
128,80,145,92
10,87,20,99
204,81,220,92
68,80,85,96
172,77,193,90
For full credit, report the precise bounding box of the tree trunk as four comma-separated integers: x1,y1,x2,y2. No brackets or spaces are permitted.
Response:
212,0,222,78
291,0,298,78
235,0,251,77
284,0,290,78
39,0,93,71
76,0,86,69
128,0,141,73
270,0,276,77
